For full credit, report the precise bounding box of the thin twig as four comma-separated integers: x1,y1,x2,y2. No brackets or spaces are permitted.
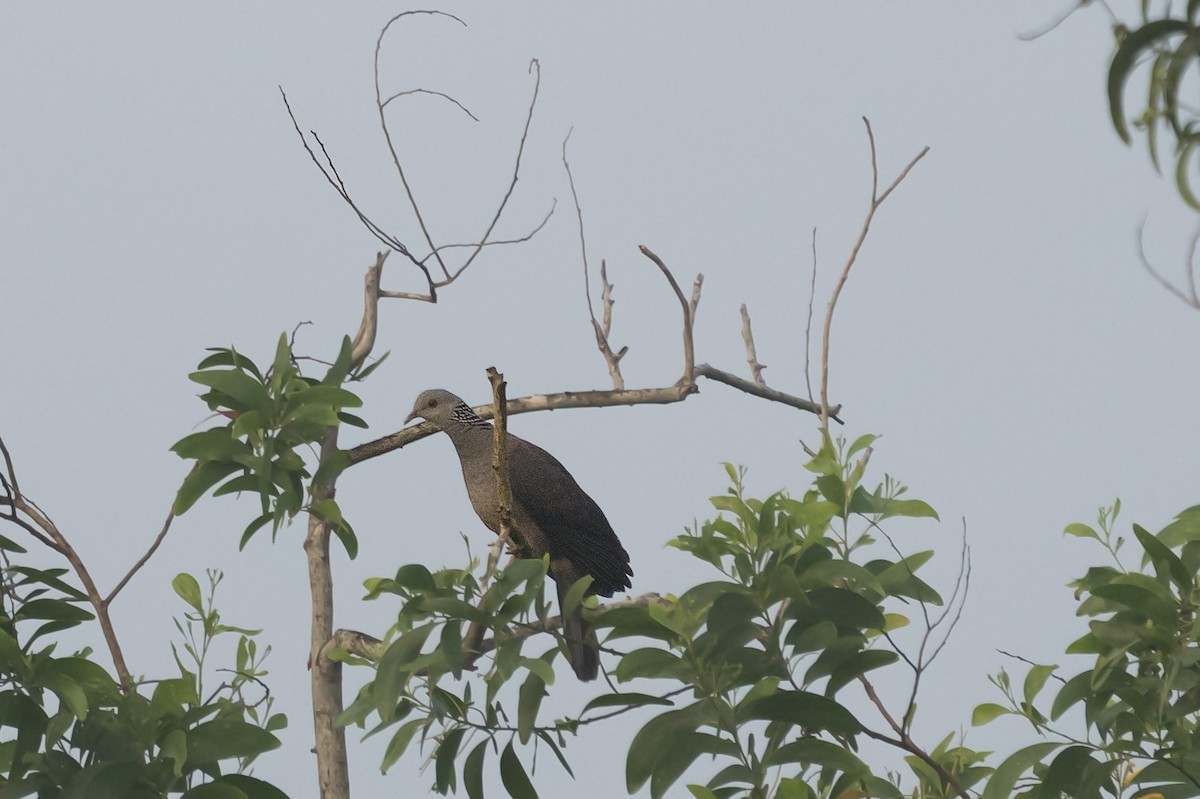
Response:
803,228,818,404
1136,221,1200,309
373,10,468,282
0,437,132,690
105,506,176,606
638,245,696,385
564,130,627,389
739,304,767,386
819,119,928,426
440,58,543,286
858,675,971,799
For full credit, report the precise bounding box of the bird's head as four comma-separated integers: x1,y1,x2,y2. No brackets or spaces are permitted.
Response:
405,388,467,428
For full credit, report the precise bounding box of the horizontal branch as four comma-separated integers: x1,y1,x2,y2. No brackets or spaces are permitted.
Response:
694,364,843,424
324,593,664,668
347,386,696,466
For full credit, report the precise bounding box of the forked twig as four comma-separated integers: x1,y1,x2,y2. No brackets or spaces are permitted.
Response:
1137,221,1200,309
819,118,929,426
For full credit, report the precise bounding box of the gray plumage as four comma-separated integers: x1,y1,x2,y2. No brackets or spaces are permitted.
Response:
405,388,632,681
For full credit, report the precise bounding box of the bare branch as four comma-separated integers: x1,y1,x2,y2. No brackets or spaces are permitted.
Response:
104,506,176,606
1137,221,1200,309
858,675,971,799
380,88,479,120
302,252,389,799
739,304,767,386
486,368,516,554
695,364,842,422
437,58,543,287
638,245,697,385
804,227,818,404
373,10,469,281
820,119,928,426
565,131,627,389
350,252,387,368
0,436,132,690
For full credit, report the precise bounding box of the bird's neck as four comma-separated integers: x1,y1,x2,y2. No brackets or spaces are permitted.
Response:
449,403,491,430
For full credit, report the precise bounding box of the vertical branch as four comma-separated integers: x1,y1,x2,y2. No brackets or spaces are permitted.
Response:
1,438,132,691
638,245,698,386
819,119,928,426
739,304,767,386
486,367,514,550
803,227,818,404
306,255,384,799
564,132,627,389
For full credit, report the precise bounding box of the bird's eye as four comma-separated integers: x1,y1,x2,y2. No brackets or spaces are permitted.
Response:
428,399,439,408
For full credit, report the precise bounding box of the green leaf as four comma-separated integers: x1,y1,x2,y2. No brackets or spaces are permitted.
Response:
742,690,862,737
13,598,92,623
615,647,686,681
1108,19,1188,144
174,460,243,515
380,718,426,774
324,336,355,386
971,702,1011,726
189,368,271,414
172,573,204,613
464,740,488,799
649,733,738,799
517,665,548,744
171,429,252,461
627,702,718,794
375,624,436,720
978,741,1062,799
185,718,280,765
826,649,898,695
180,781,246,798
1132,523,1193,591
1022,663,1058,705
766,737,870,779
500,740,538,799
197,347,264,379
581,692,676,715
205,775,290,799
1064,523,1100,541
435,727,465,794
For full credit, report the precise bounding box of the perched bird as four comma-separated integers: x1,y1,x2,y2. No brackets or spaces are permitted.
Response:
405,388,632,681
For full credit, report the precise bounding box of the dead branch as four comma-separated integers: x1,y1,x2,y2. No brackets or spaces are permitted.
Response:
105,506,176,606
565,131,628,389
740,304,767,386
304,256,387,799
486,368,515,555
327,593,663,672
638,245,697,385
1137,222,1200,309
284,13,547,309
819,118,929,427
694,365,842,422
804,228,818,404
858,674,971,799
0,436,133,690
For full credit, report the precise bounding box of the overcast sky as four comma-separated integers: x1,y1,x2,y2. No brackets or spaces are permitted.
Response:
3,3,1198,798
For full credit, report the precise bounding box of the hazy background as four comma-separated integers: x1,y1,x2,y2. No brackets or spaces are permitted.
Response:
3,4,1198,797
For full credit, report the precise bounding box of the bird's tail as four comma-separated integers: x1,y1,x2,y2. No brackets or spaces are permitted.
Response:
554,568,600,681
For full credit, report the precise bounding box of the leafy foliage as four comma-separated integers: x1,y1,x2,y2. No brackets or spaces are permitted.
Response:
1105,5,1200,209
344,433,967,799
974,501,1200,799
170,334,368,557
0,534,288,797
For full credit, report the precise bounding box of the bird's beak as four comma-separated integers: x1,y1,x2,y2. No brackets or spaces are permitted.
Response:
404,410,419,425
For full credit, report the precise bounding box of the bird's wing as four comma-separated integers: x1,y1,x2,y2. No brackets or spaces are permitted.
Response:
506,435,632,596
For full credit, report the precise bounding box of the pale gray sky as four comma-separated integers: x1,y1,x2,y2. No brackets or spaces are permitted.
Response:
3,4,1198,798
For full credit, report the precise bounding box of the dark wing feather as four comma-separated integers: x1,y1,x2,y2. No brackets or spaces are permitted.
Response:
506,434,632,597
